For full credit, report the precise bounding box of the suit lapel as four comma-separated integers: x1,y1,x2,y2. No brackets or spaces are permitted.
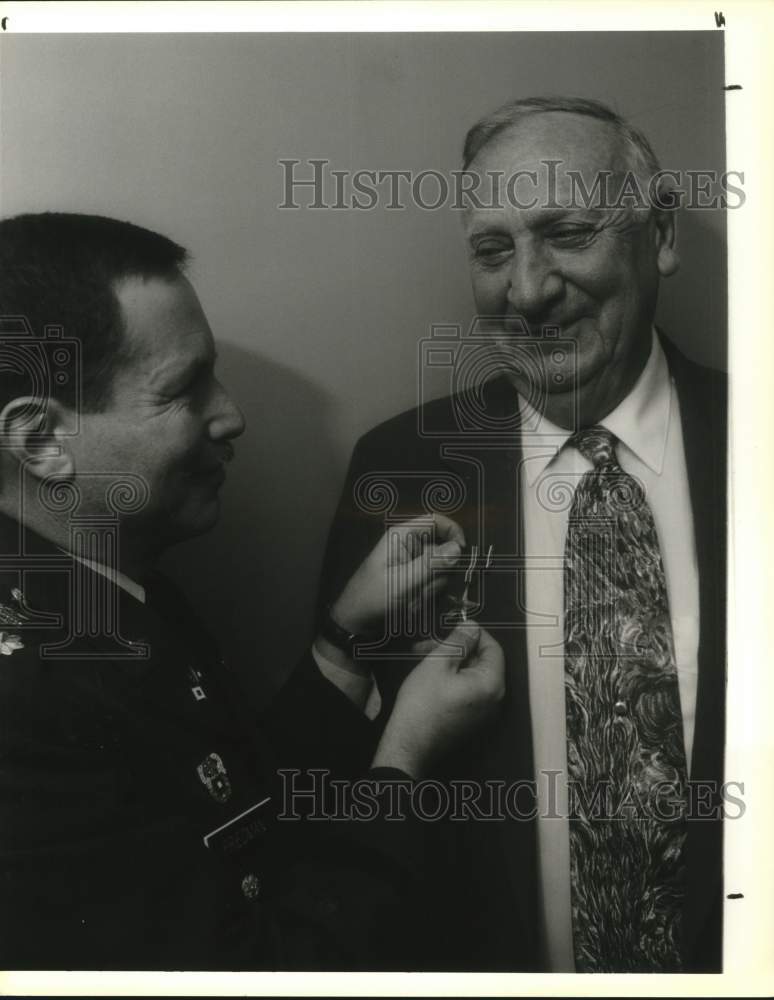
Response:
441,377,539,960
660,335,727,968
487,424,540,960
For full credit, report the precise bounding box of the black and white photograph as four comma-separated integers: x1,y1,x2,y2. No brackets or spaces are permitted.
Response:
0,2,771,995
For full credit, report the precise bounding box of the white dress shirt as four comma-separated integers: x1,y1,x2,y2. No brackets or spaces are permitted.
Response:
520,329,699,970
313,642,382,720
68,552,147,604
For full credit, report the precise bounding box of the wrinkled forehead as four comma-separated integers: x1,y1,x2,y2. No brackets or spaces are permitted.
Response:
466,112,631,191
462,113,639,227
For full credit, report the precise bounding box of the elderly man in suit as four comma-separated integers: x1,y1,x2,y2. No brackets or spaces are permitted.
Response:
0,212,504,970
317,97,727,972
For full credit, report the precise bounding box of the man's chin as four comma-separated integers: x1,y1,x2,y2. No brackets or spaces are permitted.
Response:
165,498,222,546
513,363,598,407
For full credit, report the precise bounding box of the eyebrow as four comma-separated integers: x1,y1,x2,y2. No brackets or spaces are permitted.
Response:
465,208,601,241
153,351,216,391
466,222,511,241
180,357,211,380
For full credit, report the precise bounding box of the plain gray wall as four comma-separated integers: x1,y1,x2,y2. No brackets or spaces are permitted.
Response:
0,32,726,702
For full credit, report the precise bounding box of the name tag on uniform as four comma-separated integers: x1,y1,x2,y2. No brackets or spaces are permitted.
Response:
202,796,271,856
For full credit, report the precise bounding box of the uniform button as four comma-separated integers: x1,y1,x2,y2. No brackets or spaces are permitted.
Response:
241,873,261,900
614,700,629,717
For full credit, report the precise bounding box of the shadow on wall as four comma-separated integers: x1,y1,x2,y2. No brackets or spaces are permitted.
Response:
161,342,342,709
657,204,727,371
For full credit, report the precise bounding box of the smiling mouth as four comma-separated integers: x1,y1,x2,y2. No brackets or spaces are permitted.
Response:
500,316,585,339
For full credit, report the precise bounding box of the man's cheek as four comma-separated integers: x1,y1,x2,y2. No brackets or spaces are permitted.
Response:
472,273,507,308
564,251,623,294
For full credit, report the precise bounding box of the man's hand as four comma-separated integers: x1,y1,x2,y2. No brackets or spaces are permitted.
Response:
329,513,465,636
370,622,505,779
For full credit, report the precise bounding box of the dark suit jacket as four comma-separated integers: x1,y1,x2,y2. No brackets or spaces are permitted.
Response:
0,513,427,971
318,333,727,972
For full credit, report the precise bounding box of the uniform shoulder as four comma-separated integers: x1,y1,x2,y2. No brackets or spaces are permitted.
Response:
0,625,120,757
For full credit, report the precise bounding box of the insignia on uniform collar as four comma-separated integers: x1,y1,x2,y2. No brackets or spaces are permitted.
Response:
0,588,31,627
188,666,207,701
196,752,232,804
0,632,23,655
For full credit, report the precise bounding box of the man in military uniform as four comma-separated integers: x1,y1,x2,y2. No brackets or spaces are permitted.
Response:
0,213,504,970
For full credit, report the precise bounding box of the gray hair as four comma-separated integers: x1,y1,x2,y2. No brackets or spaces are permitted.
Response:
461,96,661,182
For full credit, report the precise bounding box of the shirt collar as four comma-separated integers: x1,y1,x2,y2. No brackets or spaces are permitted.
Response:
520,328,671,486
68,551,146,604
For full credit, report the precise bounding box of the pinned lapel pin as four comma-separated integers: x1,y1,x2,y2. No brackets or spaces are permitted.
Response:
448,544,494,622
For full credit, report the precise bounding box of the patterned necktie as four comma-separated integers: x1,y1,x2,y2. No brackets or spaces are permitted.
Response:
563,426,688,972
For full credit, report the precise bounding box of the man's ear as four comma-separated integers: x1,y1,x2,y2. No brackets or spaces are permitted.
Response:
0,396,75,479
653,207,680,278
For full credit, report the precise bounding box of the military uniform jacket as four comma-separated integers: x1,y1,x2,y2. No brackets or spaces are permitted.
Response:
0,513,426,971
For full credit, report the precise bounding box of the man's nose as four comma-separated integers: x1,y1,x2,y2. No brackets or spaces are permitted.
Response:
209,380,246,439
506,248,564,318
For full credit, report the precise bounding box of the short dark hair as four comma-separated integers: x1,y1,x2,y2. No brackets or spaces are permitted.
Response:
462,95,661,179
0,212,189,411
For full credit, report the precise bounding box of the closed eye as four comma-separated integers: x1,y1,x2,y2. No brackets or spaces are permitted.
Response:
470,240,513,268
546,224,599,248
